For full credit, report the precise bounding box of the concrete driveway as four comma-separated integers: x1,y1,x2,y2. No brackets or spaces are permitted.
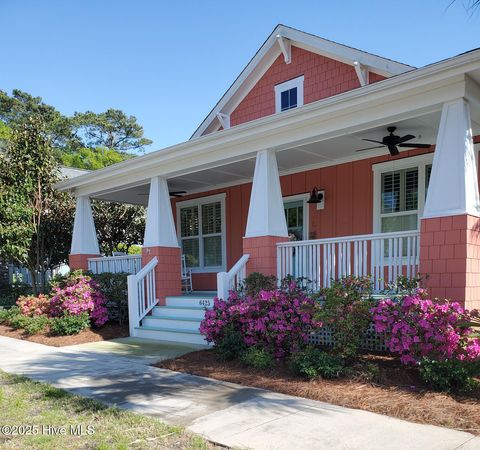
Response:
0,335,478,450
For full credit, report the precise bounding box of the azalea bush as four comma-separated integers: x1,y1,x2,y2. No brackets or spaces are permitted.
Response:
17,294,51,317
50,274,108,327
200,282,319,359
313,276,375,358
372,295,480,365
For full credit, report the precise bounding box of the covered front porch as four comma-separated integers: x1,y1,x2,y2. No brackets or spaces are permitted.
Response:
57,59,480,341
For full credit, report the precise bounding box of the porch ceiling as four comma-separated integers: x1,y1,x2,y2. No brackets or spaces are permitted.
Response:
92,109,480,206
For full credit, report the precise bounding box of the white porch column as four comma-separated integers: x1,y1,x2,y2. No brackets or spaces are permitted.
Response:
69,196,100,270
142,176,181,303
423,98,480,218
420,98,480,309
143,176,179,247
245,149,288,238
243,149,288,277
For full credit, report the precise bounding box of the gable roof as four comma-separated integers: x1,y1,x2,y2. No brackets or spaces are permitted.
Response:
191,24,415,138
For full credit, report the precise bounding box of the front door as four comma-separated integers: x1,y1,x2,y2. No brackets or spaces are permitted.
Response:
283,199,305,241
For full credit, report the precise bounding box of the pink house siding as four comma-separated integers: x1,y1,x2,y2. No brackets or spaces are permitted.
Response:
229,46,385,128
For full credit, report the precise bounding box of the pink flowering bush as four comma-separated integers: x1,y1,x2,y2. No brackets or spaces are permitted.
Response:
371,295,480,365
17,294,51,317
200,283,319,359
50,274,108,327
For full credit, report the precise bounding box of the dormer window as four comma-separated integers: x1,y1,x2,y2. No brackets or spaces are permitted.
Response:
275,76,304,113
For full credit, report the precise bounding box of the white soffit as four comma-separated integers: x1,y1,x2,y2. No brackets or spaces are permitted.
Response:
191,24,415,138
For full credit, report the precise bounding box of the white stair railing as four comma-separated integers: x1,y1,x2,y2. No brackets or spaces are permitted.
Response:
88,254,142,274
217,254,250,300
127,257,158,336
277,231,420,292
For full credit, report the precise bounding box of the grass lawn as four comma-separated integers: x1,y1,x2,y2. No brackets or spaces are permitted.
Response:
0,371,218,449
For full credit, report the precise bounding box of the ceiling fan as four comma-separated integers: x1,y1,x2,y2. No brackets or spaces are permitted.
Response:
137,190,187,197
356,126,431,156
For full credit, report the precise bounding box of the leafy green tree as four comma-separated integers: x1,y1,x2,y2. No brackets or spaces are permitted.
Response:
72,109,152,153
58,146,132,170
0,116,73,293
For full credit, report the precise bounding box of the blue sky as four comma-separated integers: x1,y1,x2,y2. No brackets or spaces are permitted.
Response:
1,0,479,151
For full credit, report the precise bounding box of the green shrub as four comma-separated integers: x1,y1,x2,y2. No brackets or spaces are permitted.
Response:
215,325,247,361
23,315,50,335
289,346,345,379
50,312,91,336
0,283,32,307
314,276,375,359
419,358,479,392
0,306,20,324
8,313,31,330
240,347,275,369
241,272,277,296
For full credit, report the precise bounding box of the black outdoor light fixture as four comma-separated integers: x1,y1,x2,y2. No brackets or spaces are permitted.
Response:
307,187,324,204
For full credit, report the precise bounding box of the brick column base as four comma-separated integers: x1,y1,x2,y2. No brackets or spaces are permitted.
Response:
142,246,182,305
243,236,289,277
420,214,480,310
69,254,100,271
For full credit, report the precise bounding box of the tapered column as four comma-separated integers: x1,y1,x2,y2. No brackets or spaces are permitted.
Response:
142,176,181,303
243,149,289,276
69,196,100,270
420,99,480,309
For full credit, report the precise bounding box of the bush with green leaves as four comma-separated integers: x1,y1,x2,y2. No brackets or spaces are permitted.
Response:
0,282,32,308
90,272,128,324
8,313,31,330
313,276,375,359
289,346,345,379
419,357,479,392
240,272,277,296
240,347,275,370
214,325,247,361
23,315,51,335
0,306,20,324
50,312,91,336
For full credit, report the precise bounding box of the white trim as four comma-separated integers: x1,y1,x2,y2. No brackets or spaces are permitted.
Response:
275,76,304,113
216,113,230,130
55,51,480,198
176,193,226,273
283,193,309,240
191,24,414,138
353,61,368,86
276,34,291,64
372,153,434,233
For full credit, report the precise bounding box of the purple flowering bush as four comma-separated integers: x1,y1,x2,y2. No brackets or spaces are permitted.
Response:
200,283,319,359
50,274,109,327
372,295,480,365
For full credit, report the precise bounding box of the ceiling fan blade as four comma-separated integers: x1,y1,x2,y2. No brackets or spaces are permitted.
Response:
362,138,385,145
397,134,415,144
356,145,385,152
169,191,187,197
388,145,400,157
398,143,431,149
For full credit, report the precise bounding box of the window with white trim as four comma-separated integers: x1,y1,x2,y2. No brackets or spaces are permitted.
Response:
275,76,304,113
373,154,433,233
177,194,226,272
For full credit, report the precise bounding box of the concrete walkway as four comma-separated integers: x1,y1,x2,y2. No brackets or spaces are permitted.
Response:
0,335,478,450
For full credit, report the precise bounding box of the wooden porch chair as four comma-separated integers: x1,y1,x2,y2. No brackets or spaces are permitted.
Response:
181,254,193,293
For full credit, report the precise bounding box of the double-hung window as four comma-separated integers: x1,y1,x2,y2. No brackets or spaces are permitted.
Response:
373,154,433,233
275,76,304,113
177,194,226,272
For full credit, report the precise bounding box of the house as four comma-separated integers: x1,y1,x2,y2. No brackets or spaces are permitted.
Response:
56,25,480,344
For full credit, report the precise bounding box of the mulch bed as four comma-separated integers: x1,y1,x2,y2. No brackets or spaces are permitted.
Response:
0,323,129,347
156,349,480,434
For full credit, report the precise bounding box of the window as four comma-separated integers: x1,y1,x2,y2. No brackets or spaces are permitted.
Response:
373,154,433,233
283,194,309,241
275,76,304,113
177,194,226,272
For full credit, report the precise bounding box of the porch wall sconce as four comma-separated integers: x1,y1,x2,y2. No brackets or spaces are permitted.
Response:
307,187,325,210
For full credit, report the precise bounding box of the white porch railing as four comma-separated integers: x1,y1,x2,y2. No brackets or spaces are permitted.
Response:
127,257,158,336
217,254,250,300
277,231,420,292
88,254,142,274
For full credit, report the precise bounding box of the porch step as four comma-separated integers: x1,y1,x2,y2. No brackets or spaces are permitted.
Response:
142,315,202,331
151,306,207,319
134,325,209,346
165,293,215,309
